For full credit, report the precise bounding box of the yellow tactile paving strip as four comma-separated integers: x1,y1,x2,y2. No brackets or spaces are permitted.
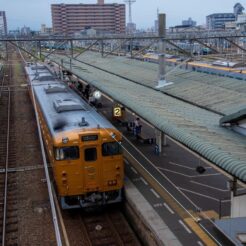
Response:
184,218,217,246
200,210,219,220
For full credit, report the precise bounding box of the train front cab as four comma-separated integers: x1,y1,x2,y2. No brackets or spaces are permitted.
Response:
53,129,124,209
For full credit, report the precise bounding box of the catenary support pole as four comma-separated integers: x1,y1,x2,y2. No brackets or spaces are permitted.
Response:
158,13,166,83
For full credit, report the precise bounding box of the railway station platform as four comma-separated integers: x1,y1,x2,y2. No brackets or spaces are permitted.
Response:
124,178,183,246
97,97,235,246
46,53,245,245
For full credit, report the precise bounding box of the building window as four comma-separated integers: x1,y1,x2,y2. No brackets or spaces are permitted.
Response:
85,148,97,161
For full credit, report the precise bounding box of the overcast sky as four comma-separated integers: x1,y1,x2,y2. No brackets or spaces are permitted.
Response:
1,0,242,30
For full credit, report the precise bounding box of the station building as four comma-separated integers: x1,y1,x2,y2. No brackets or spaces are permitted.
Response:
51,0,125,35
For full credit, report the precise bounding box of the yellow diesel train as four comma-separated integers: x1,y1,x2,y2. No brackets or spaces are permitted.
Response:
25,63,124,209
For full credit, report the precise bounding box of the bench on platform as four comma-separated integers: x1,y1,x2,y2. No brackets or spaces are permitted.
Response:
137,131,155,144
116,119,155,144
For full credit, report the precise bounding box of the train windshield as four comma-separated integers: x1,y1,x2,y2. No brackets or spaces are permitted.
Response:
102,142,122,156
55,146,79,160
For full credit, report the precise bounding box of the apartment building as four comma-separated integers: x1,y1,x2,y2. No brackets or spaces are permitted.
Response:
51,0,125,35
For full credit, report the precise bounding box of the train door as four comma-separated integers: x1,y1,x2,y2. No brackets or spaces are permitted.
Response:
82,146,101,191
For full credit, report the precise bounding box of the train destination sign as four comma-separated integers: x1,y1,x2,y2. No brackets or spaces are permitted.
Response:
81,135,98,142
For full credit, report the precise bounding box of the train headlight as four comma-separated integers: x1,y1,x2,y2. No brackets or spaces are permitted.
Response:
108,180,117,186
62,137,69,144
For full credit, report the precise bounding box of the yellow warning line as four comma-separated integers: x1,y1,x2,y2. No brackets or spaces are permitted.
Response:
184,218,217,246
200,210,219,220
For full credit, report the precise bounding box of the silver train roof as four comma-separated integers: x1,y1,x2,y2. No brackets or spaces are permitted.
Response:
25,64,114,137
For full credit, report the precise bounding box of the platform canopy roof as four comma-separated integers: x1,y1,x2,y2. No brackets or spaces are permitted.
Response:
220,108,246,125
49,52,246,182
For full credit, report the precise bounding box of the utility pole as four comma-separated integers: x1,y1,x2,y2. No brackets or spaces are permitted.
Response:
156,13,173,88
156,14,166,88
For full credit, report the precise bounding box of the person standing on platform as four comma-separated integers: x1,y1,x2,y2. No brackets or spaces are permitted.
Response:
84,84,90,100
134,117,142,139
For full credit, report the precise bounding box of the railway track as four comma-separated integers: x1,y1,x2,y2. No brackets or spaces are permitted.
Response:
0,64,18,246
61,207,141,246
80,210,140,246
0,46,61,245
4,46,143,246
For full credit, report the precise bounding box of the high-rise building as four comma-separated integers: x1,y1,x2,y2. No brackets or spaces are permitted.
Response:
206,13,236,30
0,11,7,35
51,0,125,35
207,3,244,30
182,17,196,27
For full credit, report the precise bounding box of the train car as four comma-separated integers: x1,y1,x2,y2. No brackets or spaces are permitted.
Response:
25,63,124,209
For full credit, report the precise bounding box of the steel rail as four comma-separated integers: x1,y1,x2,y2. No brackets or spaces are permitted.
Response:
0,66,6,98
1,80,10,246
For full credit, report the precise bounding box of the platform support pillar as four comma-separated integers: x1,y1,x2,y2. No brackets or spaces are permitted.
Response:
162,132,167,146
155,128,162,154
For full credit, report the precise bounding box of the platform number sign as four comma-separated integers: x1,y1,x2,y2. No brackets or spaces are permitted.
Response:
113,105,122,118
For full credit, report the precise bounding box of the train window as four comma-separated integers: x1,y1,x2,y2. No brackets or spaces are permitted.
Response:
85,148,97,162
102,142,122,156
55,146,79,161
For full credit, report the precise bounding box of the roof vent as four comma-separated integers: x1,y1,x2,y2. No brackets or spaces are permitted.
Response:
45,84,67,93
37,73,54,81
79,117,89,127
53,98,85,113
